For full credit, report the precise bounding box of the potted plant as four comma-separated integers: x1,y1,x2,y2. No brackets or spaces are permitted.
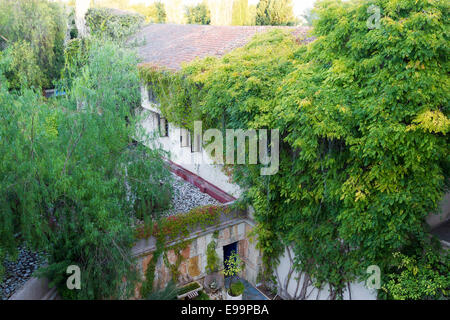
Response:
223,251,245,300
176,281,203,300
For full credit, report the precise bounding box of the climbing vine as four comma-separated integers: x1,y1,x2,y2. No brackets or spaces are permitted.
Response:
138,204,233,295
139,0,449,299
136,204,231,241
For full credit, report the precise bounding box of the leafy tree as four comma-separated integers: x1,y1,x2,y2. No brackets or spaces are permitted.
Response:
155,1,167,23
256,0,296,26
185,1,211,25
0,40,173,299
300,8,318,27
0,0,66,88
231,0,249,26
0,41,44,90
85,8,144,42
207,0,234,25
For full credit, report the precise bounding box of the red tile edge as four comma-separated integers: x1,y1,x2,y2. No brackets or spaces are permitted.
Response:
166,160,236,204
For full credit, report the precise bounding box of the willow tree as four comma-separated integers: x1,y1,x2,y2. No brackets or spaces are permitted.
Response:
141,0,449,299
0,0,66,89
0,40,172,299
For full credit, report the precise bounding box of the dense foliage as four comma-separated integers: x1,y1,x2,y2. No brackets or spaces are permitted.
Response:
145,280,178,300
185,1,211,25
92,0,166,23
154,1,168,23
0,0,66,89
382,249,449,300
256,0,297,26
141,0,449,299
85,8,144,42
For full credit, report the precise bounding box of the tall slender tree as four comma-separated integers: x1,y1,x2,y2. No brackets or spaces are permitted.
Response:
256,0,296,26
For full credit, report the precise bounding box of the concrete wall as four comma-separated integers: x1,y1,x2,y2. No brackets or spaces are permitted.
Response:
139,86,242,198
9,276,58,300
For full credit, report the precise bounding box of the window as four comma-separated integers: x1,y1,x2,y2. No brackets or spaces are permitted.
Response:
148,87,158,105
191,132,201,153
180,128,190,147
157,114,169,137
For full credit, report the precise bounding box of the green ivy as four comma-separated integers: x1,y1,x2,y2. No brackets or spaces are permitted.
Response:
139,0,449,299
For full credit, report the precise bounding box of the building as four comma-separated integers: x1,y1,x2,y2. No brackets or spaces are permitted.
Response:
130,23,311,299
131,24,449,300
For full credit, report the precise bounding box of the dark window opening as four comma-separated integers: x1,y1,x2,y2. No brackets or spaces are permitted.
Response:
148,87,158,105
181,128,190,148
157,114,168,137
191,133,201,153
223,242,238,272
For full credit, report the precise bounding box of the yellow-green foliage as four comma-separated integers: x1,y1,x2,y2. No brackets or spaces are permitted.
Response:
140,0,449,299
383,251,450,300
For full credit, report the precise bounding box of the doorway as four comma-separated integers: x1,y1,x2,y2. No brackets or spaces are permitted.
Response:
223,241,238,270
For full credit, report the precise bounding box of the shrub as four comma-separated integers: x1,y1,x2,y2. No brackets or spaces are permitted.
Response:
230,281,245,297
194,290,210,300
206,240,221,273
0,41,43,89
382,249,450,300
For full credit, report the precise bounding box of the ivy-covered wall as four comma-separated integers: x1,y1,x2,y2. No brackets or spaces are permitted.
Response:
138,0,450,300
132,203,261,298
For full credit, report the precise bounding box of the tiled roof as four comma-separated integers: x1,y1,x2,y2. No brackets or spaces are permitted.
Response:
131,24,311,70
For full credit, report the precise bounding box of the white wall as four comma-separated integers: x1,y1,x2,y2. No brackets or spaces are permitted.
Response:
139,86,242,198
274,247,377,300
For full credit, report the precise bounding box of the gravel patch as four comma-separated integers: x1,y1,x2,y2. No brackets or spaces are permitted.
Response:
162,173,220,217
0,245,47,300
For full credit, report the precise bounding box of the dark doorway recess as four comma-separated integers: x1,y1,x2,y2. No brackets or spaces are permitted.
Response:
223,241,238,271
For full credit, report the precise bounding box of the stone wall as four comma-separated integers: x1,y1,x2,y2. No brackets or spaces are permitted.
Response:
133,217,261,299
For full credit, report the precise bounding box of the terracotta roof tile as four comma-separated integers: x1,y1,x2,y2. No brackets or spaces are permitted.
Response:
131,24,311,70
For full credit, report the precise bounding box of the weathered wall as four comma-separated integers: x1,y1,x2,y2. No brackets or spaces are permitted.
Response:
133,218,261,298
